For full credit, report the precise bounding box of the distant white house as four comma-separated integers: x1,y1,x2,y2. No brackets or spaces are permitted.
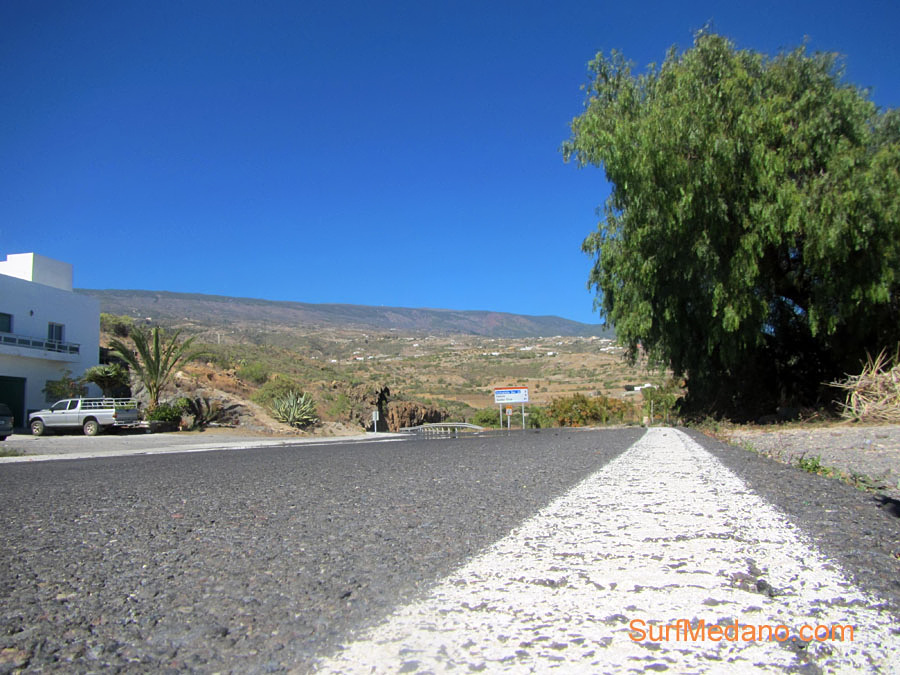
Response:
0,253,100,426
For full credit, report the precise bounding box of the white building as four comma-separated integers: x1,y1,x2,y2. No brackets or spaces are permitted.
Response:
0,253,100,427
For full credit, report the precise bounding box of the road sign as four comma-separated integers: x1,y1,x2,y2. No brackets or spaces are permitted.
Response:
494,387,529,404
506,406,513,416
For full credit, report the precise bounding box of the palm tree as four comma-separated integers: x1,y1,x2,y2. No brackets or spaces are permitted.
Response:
109,326,206,409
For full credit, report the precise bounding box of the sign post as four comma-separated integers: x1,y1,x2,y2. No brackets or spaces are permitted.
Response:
372,409,379,433
494,387,529,430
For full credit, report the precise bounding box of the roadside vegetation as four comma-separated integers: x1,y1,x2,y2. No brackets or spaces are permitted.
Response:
109,326,207,411
270,391,318,429
831,348,900,424
548,394,633,427
42,369,86,401
565,30,900,421
729,438,893,497
81,364,130,397
95,313,667,432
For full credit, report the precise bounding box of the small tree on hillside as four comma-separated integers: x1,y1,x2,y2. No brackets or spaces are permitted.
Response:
99,313,135,338
81,363,130,397
109,326,206,410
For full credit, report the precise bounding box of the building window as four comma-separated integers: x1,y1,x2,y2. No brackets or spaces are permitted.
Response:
0,313,11,333
48,322,64,344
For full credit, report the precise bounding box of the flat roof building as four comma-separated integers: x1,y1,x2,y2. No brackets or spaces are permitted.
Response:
0,253,100,427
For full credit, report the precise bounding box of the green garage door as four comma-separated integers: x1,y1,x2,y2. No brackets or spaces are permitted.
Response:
0,376,26,430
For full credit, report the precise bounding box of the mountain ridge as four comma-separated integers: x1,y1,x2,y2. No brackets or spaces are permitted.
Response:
77,289,613,339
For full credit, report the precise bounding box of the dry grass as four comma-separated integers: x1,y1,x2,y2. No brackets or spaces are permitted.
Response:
831,347,900,423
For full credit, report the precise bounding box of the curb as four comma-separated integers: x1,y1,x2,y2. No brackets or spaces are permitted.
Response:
0,432,408,464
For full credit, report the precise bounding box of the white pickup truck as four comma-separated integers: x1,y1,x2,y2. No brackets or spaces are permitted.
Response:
29,398,141,436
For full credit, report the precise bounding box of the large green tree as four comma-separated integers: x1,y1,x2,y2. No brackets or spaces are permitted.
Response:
564,32,900,418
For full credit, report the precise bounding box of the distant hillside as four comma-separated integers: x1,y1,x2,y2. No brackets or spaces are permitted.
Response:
77,289,613,339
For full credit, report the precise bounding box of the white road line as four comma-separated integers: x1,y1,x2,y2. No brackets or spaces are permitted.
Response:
315,428,900,673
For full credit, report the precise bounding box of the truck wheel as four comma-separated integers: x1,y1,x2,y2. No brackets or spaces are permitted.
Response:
83,419,100,436
31,420,45,436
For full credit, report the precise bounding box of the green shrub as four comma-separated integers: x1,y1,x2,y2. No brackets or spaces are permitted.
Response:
270,391,318,429
252,374,302,407
471,405,552,429
237,361,271,385
100,313,135,338
200,350,234,370
549,394,596,426
798,454,825,474
146,402,183,424
548,394,633,427
525,405,554,429
471,407,503,428
42,369,87,402
642,379,681,424
325,393,352,419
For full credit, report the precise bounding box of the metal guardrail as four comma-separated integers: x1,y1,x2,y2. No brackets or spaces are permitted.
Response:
399,422,485,437
0,332,80,355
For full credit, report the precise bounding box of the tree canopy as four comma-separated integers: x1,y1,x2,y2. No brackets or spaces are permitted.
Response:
564,32,900,418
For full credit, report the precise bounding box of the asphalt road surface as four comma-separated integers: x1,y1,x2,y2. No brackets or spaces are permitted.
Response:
1,428,898,673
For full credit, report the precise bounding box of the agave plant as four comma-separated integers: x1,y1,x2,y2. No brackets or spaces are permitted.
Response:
270,391,319,429
176,396,242,430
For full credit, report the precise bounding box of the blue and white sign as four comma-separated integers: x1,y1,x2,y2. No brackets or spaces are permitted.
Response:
493,387,529,404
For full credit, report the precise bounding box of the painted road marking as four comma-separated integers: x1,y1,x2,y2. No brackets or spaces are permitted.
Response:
316,428,899,673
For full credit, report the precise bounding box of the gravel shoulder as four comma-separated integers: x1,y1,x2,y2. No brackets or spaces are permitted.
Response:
717,423,900,499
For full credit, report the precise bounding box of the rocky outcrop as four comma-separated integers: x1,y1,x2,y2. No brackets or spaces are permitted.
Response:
327,383,446,431
384,401,446,431
336,384,391,430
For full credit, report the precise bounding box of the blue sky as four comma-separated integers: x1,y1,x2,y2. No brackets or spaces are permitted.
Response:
2,1,898,326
